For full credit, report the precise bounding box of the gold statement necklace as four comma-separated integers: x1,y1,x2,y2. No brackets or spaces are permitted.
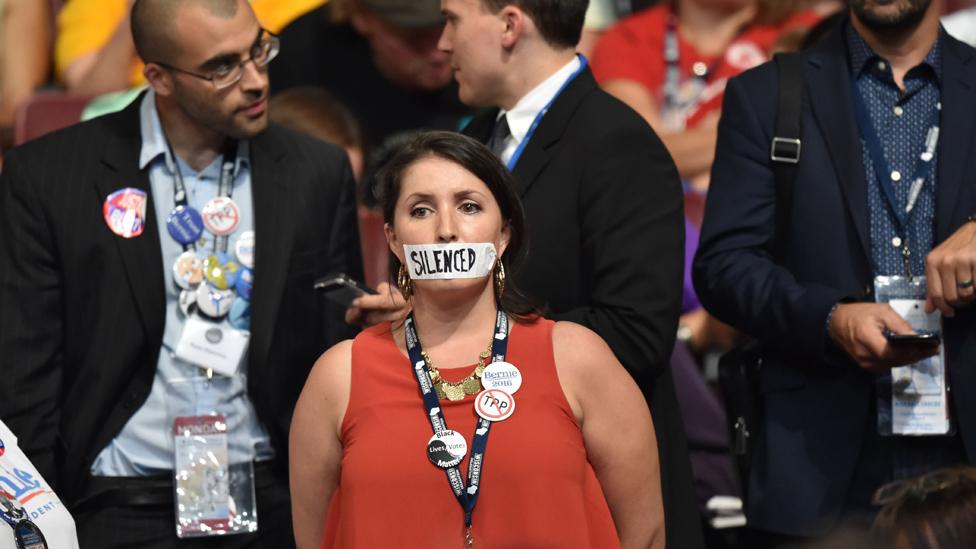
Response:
421,337,495,402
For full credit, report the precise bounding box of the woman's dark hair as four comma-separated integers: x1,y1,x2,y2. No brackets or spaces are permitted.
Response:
376,131,541,319
872,466,976,549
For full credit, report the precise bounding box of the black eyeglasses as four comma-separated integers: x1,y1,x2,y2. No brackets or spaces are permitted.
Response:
157,31,280,90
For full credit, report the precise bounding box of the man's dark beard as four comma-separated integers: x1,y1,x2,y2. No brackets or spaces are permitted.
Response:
849,0,932,35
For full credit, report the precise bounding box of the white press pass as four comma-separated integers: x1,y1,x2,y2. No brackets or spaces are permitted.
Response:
403,243,497,280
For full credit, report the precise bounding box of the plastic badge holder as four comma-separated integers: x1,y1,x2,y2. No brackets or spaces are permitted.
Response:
873,275,952,436
167,376,258,538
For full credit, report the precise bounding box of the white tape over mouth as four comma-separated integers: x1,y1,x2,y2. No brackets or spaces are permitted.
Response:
404,243,498,280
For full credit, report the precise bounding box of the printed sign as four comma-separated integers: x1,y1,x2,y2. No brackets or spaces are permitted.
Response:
403,243,497,280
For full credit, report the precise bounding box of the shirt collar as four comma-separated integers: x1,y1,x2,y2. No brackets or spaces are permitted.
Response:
845,21,944,84
138,89,250,176
498,55,582,144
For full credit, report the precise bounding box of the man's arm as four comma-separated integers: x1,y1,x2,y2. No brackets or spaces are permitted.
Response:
0,0,52,125
57,0,139,95
553,122,684,387
0,149,64,482
692,73,847,360
320,153,365,343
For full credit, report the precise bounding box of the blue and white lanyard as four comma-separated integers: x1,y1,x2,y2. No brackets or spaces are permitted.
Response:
404,310,510,529
851,80,940,276
506,54,589,171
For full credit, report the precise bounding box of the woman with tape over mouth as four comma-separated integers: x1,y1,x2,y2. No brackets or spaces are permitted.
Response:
289,131,664,549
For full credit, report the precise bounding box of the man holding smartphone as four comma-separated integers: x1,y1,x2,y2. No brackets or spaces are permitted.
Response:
695,0,976,545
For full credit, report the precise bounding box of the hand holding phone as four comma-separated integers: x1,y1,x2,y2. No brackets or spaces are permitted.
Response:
314,274,377,307
343,281,410,327
884,330,941,347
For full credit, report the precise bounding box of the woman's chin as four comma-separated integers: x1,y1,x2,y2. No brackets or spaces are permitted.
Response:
414,278,490,298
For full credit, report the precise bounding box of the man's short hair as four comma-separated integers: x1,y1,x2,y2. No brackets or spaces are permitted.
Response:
131,0,239,63
482,0,588,49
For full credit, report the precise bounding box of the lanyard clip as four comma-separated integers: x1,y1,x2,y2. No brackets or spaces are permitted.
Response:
902,242,913,279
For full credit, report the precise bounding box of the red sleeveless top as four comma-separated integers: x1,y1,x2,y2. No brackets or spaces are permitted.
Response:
322,318,621,548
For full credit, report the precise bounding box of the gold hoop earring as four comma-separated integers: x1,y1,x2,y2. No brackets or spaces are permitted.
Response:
494,261,506,300
397,264,413,301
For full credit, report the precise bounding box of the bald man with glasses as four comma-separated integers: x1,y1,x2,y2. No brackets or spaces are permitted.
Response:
0,1,362,547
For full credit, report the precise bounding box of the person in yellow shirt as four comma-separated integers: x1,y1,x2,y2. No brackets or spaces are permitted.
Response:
56,0,326,94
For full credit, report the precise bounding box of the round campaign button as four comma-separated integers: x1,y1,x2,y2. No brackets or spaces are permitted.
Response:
102,187,147,239
235,230,256,268
203,254,240,291
196,283,236,319
178,289,197,316
166,205,204,245
481,361,522,394
474,389,515,422
201,196,240,236
173,251,205,289
235,268,254,301
427,430,468,469
229,298,251,331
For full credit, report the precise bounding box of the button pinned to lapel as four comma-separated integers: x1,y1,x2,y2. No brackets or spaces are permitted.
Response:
103,187,148,239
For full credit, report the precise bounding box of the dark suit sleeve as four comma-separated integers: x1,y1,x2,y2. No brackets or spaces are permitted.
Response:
321,153,363,344
551,124,685,386
0,149,64,481
693,75,847,360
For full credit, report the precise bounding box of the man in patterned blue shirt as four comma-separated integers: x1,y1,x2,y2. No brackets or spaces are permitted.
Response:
695,0,976,545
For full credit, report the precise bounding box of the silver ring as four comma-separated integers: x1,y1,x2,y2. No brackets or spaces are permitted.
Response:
958,279,974,290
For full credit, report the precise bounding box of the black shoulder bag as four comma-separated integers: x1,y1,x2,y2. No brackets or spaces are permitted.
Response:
718,52,805,498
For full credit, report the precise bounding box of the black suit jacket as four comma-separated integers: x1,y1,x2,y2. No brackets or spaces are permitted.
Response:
0,97,362,505
694,24,976,535
465,68,704,549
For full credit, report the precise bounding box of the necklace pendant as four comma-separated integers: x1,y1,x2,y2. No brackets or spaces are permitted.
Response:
435,383,448,400
461,377,482,395
445,384,467,401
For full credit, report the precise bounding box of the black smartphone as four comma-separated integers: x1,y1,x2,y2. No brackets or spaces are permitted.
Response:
885,331,941,346
313,274,377,307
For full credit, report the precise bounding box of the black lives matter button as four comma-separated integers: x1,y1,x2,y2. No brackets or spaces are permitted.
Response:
427,430,468,469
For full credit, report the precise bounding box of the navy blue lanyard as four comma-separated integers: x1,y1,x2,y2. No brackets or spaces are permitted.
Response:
404,310,509,529
851,81,939,274
0,491,47,549
506,55,588,171
165,140,238,253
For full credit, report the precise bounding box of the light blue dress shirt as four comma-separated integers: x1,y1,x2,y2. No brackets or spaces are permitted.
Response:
91,90,274,476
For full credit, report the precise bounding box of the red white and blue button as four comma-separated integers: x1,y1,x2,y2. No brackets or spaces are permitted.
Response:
103,187,147,239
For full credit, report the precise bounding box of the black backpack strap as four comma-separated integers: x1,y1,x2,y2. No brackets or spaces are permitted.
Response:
771,52,805,255
720,54,807,495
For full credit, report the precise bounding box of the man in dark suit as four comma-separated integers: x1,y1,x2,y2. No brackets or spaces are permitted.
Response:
695,0,975,543
0,0,360,547
439,1,702,546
